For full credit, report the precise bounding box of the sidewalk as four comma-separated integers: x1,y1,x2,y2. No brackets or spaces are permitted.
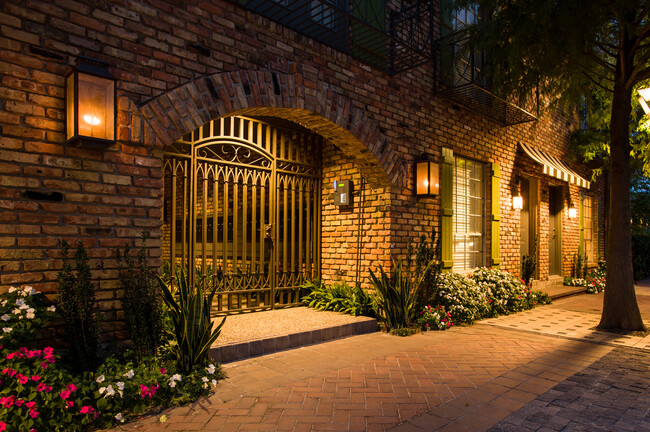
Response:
106,283,650,431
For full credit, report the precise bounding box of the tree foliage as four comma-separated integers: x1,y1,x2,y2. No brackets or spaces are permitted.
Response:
455,0,650,330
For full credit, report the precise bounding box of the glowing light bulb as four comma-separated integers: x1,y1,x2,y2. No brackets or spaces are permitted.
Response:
83,114,101,126
423,180,429,187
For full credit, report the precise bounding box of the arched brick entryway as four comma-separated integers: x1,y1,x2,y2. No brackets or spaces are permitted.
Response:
128,70,404,189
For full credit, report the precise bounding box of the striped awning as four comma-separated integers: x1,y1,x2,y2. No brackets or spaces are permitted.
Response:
520,142,591,188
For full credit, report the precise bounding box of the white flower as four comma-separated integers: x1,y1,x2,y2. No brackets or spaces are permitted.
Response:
24,286,36,296
169,380,177,388
1,315,10,322
124,370,134,379
211,379,217,386
116,382,124,390
98,387,106,394
47,305,56,312
202,383,208,389
201,377,209,383
105,385,115,397
12,308,20,315
1,300,6,306
170,374,181,382
25,312,35,320
115,413,124,423
206,364,216,374
15,299,24,307
8,287,17,293
96,375,105,383
3,327,12,333
27,308,35,314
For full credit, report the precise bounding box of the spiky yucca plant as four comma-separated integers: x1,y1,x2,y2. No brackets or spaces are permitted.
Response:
157,269,225,374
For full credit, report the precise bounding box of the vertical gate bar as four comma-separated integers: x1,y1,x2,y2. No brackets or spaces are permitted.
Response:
283,177,288,286
242,171,248,288
291,178,296,288
212,172,218,292
298,178,304,284
260,177,265,289
170,162,177,290
190,149,198,289
230,116,235,138
181,160,188,277
251,173,257,292
305,180,312,275
222,168,229,291
232,171,239,289
202,168,208,289
316,177,322,280
270,127,277,308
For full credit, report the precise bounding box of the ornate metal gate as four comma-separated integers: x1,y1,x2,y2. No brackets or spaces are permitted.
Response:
162,116,322,313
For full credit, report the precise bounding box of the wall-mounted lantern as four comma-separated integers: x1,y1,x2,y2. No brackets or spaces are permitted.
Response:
66,57,116,148
568,205,577,219
415,154,439,196
512,194,523,210
639,87,650,117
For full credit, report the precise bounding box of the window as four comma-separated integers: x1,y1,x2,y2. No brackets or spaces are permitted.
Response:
583,195,596,263
440,3,484,87
453,157,485,271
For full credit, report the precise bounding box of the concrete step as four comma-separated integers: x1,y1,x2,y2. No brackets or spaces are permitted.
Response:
209,308,378,364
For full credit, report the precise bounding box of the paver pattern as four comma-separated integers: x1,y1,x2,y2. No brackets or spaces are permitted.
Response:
106,285,650,431
488,346,650,432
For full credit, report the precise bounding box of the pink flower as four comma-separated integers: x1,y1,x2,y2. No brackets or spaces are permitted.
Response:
0,396,15,408
36,383,52,392
31,375,41,381
16,374,29,384
60,390,71,400
0,420,5,431
43,347,54,356
24,401,36,408
15,399,24,406
66,383,77,392
29,409,39,419
160,367,167,374
2,368,16,376
27,350,41,358
66,400,74,408
80,405,94,414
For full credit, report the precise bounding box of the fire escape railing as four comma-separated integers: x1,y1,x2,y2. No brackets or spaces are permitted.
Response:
435,33,538,126
233,0,433,75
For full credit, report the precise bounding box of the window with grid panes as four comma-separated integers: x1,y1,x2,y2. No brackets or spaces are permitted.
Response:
583,195,594,262
441,3,483,86
453,157,485,271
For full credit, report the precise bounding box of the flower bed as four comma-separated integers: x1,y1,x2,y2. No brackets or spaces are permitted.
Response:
0,285,224,432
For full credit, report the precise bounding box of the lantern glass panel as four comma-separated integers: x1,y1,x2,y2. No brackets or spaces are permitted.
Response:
416,161,429,195
428,163,439,195
77,73,114,140
66,74,75,141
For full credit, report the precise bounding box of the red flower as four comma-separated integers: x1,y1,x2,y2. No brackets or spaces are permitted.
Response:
31,375,41,382
160,368,167,374
16,374,28,384
60,390,71,400
66,383,77,392
29,409,39,419
24,401,36,409
80,405,94,414
66,401,74,408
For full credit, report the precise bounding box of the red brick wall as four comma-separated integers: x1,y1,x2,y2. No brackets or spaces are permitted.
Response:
0,0,605,338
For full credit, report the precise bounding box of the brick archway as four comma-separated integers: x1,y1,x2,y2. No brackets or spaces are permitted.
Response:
132,70,404,188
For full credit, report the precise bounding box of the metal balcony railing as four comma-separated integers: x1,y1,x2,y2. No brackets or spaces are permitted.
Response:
436,33,537,126
234,0,433,74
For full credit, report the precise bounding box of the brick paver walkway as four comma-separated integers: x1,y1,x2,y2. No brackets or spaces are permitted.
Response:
107,284,650,431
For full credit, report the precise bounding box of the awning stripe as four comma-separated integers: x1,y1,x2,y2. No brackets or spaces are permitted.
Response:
520,142,591,188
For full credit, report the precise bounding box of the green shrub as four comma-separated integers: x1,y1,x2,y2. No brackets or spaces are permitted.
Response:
57,241,103,373
369,260,425,331
157,269,226,375
432,273,490,324
572,252,588,278
405,232,442,309
301,280,374,317
473,267,528,315
117,233,164,363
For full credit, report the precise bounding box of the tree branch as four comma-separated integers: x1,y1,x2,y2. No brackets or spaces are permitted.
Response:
586,48,617,74
581,70,614,93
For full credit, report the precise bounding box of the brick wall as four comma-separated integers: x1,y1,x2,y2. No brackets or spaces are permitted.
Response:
0,0,605,338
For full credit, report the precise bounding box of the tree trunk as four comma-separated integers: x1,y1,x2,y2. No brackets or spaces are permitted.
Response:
598,58,645,331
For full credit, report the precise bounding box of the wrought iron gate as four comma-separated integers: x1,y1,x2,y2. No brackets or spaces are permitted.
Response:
162,116,322,313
